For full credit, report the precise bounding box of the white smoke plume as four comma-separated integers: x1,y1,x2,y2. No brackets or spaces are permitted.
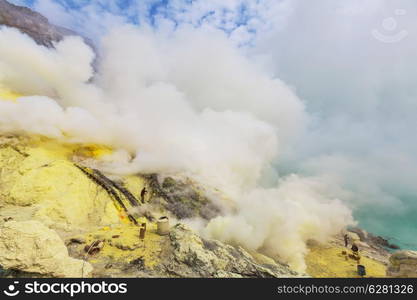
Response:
252,0,417,248
0,19,354,271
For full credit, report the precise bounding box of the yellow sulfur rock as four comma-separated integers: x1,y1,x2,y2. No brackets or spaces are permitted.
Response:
123,175,148,202
0,220,93,277
81,223,164,268
73,144,113,159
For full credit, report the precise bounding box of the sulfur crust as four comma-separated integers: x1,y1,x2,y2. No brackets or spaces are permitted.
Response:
0,134,126,231
306,243,386,278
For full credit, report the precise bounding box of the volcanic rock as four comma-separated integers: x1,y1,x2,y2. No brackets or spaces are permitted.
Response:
0,220,93,277
387,250,417,277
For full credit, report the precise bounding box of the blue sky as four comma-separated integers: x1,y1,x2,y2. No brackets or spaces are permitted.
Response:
10,0,288,46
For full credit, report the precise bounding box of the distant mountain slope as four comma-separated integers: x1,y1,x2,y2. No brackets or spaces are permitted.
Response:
0,0,93,50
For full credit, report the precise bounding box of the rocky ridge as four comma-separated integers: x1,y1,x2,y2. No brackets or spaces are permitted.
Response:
387,250,417,278
0,0,94,49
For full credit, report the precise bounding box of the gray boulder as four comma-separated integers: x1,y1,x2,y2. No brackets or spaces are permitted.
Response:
387,250,417,277
0,0,94,50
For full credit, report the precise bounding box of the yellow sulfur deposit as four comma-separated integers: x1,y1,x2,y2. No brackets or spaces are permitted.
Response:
0,86,21,101
81,221,164,269
0,130,167,275
306,243,386,278
0,135,133,231
73,144,113,159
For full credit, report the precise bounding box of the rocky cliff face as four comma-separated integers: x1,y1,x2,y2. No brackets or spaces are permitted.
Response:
0,0,93,50
387,251,417,277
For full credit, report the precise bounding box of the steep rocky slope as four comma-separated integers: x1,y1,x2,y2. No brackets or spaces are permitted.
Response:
0,93,395,278
0,0,93,49
387,250,417,277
